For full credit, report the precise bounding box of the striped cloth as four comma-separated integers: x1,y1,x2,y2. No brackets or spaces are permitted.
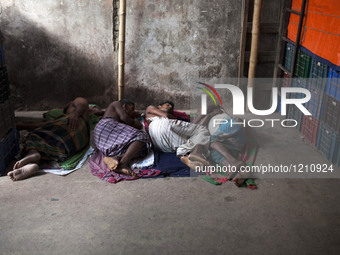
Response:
93,117,151,157
148,117,210,156
24,115,89,161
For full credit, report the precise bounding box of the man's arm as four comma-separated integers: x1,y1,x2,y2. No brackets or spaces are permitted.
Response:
67,97,90,131
145,105,176,119
111,101,142,130
72,97,89,118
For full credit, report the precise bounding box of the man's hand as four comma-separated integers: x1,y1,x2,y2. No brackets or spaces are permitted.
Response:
68,111,79,131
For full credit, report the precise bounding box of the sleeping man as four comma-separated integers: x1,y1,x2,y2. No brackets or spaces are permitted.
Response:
145,101,210,169
92,99,151,177
8,97,90,181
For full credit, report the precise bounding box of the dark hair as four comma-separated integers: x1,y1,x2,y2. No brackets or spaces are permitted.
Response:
120,99,135,106
158,100,174,108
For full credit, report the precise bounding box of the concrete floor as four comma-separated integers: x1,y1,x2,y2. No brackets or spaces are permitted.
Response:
1,112,340,255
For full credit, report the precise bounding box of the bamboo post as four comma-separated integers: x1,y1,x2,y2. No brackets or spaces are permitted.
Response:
118,0,126,100
247,0,262,110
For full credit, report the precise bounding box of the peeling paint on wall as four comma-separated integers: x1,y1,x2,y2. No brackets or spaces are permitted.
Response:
0,0,242,110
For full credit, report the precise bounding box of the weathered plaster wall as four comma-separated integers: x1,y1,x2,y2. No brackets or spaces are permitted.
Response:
0,0,116,110
0,0,242,110
125,0,242,109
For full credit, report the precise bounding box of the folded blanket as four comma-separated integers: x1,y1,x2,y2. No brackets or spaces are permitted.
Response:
88,149,161,183
41,146,154,176
59,145,92,170
131,151,155,169
150,148,191,177
88,143,196,183
42,146,94,175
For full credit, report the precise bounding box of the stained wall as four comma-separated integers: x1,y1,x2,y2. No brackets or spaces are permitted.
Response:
0,0,242,110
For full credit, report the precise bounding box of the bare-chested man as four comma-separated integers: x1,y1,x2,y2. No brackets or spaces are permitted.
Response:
8,97,90,181
92,99,151,177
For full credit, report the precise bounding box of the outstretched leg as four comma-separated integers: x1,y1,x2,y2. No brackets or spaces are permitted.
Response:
8,163,39,181
13,150,41,169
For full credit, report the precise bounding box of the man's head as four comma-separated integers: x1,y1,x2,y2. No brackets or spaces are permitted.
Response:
158,100,174,113
120,99,135,118
64,102,75,115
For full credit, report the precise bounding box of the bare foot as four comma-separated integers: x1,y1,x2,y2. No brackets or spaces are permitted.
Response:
103,156,120,171
13,151,41,169
13,160,27,170
8,163,39,181
114,163,137,177
180,156,205,170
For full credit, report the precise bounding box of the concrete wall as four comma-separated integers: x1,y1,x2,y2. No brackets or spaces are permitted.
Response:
0,0,242,110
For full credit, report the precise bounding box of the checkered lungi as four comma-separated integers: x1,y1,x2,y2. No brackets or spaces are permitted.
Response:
24,115,89,161
93,117,150,157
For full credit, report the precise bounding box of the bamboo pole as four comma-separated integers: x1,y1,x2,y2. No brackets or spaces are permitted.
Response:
247,0,262,110
118,0,126,100
248,0,262,81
